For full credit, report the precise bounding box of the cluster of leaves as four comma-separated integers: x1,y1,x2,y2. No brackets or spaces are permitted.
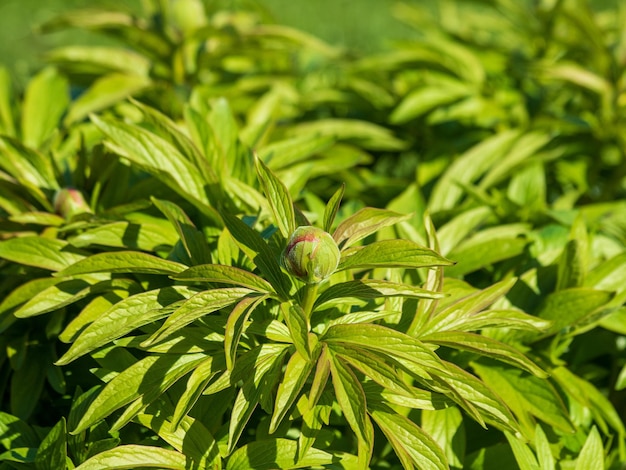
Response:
0,0,625,468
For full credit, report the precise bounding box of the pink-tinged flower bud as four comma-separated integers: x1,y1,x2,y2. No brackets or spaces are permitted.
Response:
53,188,92,219
282,226,340,284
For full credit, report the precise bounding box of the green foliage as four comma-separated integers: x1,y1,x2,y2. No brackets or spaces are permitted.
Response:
1,0,626,469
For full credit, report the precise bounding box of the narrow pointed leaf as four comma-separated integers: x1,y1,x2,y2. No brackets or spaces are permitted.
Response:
421,407,464,469
135,414,220,470
575,426,604,470
35,418,66,470
74,445,187,470
21,67,69,148
422,331,547,377
171,356,225,430
255,155,296,238
0,237,85,272
370,406,449,470
333,207,412,249
228,346,288,453
338,239,453,271
152,197,213,265
323,184,345,233
270,350,314,433
323,323,443,373
57,251,187,276
172,264,275,293
73,353,206,434
221,211,290,299
281,303,310,360
316,279,444,308
226,438,333,470
57,286,195,365
328,352,373,467
146,288,254,346
225,296,267,370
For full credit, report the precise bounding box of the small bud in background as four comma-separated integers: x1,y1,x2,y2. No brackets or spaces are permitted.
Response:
282,226,340,284
53,188,92,219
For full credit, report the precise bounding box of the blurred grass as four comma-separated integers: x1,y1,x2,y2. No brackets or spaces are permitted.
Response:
0,0,413,88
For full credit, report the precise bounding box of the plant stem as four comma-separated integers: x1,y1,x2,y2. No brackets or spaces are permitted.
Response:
301,282,319,319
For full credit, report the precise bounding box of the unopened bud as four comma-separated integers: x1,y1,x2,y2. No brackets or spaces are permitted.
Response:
53,188,92,219
282,226,340,284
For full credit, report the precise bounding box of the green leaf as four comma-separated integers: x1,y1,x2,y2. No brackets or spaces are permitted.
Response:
221,211,291,299
73,353,207,434
287,119,406,151
370,406,449,470
424,278,516,332
35,418,66,470
11,347,47,419
0,67,16,136
556,214,588,290
207,98,246,180
585,250,626,291
225,296,267,370
21,67,68,148
68,220,178,251
504,432,540,470
533,288,614,339
91,115,217,217
259,133,335,170
323,184,345,233
0,136,58,206
329,343,417,398
434,362,519,433
534,424,555,470
14,278,92,318
0,236,85,271
479,132,550,190
551,366,625,435
472,362,575,436
255,155,296,239
228,345,288,453
171,355,225,429
57,286,195,365
145,288,254,346
281,303,311,360
65,73,150,125
269,350,315,433
0,277,62,317
226,439,333,470
421,407,464,469
323,323,443,377
135,414,220,470
316,279,444,309
47,45,151,76
333,207,412,249
328,352,374,468
56,251,187,276
133,99,218,186
575,426,604,470
422,331,547,377
429,130,520,212
390,82,470,124
338,239,453,271
437,206,493,255
445,236,529,277
73,445,187,470
0,412,40,449
172,264,276,293
151,197,213,265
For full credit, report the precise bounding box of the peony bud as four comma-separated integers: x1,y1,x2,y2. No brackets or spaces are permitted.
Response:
53,188,92,219
282,226,340,284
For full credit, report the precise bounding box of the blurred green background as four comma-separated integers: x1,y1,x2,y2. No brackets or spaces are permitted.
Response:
0,0,416,88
